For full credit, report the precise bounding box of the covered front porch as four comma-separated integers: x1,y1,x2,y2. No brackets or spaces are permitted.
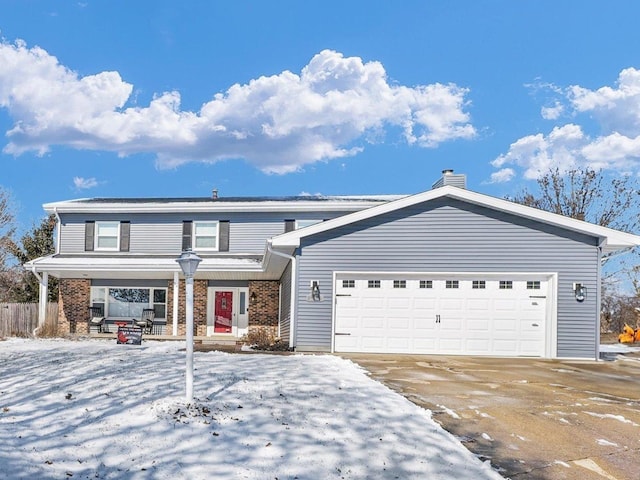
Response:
24,251,292,343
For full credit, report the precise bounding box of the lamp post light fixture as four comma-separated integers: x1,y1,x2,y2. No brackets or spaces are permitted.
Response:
176,249,201,403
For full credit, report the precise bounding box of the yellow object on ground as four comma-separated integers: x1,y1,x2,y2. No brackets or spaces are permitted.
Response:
618,323,640,343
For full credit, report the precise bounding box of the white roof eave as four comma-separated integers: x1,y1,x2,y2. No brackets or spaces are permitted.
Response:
43,197,403,214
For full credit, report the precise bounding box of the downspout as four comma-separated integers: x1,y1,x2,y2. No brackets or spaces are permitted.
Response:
266,239,297,350
53,207,61,254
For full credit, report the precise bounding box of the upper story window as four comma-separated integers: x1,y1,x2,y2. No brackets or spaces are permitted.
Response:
95,221,119,250
193,221,219,250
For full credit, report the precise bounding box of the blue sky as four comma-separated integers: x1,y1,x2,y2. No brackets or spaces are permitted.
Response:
2,1,640,230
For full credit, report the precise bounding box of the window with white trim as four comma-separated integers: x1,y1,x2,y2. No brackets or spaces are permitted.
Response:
499,280,513,289
95,221,119,250
446,280,459,289
393,280,407,289
472,280,486,289
419,280,433,289
193,221,219,250
342,280,355,288
527,281,541,290
90,286,168,319
368,280,380,288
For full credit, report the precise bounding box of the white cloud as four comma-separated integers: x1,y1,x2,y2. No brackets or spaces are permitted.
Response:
0,40,476,173
488,168,515,183
73,176,98,190
493,68,640,181
492,124,584,180
540,102,564,120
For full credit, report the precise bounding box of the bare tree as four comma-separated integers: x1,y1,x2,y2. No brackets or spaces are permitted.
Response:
509,168,640,269
510,168,640,332
0,187,15,267
509,167,639,232
0,188,18,301
4,214,58,302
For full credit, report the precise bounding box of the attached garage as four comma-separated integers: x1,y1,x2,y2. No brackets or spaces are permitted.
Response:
333,273,554,357
270,174,640,359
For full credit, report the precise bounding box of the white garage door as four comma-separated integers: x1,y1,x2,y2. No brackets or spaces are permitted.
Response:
334,273,549,357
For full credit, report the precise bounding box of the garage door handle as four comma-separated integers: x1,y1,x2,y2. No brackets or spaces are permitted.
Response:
529,295,546,299
532,323,539,327
336,294,352,297
335,332,351,336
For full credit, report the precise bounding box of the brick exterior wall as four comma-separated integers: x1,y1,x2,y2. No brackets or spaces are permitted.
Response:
248,280,280,338
58,278,91,335
58,277,282,339
167,279,208,336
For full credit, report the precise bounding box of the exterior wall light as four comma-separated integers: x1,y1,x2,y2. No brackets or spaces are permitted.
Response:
250,291,257,304
573,283,587,302
311,281,321,301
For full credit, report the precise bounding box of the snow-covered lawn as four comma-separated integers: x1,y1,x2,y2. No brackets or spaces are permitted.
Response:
0,338,503,480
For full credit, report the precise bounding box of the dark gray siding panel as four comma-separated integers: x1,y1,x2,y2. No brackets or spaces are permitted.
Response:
182,221,192,250
219,220,230,252
84,221,94,251
294,199,600,358
119,221,130,252
279,262,292,343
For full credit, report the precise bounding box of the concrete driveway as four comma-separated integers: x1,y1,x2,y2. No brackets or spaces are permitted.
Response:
341,351,640,480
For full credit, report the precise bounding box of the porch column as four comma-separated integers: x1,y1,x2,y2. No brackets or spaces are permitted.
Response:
172,271,179,336
38,271,48,328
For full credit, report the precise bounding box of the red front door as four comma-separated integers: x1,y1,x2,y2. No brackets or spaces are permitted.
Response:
214,291,233,333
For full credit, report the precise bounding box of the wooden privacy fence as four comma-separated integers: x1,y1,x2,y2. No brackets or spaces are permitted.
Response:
0,303,58,337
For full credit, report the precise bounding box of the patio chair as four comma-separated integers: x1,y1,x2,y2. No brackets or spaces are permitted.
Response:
88,306,105,333
135,308,155,334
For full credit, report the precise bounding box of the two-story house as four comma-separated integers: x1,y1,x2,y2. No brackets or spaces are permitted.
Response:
26,171,640,359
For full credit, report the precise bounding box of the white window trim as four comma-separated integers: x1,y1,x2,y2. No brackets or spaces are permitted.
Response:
95,221,120,251
193,220,220,251
90,286,168,319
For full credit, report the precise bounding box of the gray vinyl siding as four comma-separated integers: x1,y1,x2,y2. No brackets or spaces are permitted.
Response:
58,211,346,255
230,221,287,252
294,198,600,358
279,262,293,344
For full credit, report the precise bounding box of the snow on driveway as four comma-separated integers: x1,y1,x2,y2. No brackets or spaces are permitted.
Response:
0,338,503,479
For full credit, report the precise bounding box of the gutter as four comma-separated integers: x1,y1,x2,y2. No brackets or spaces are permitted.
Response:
266,239,297,350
